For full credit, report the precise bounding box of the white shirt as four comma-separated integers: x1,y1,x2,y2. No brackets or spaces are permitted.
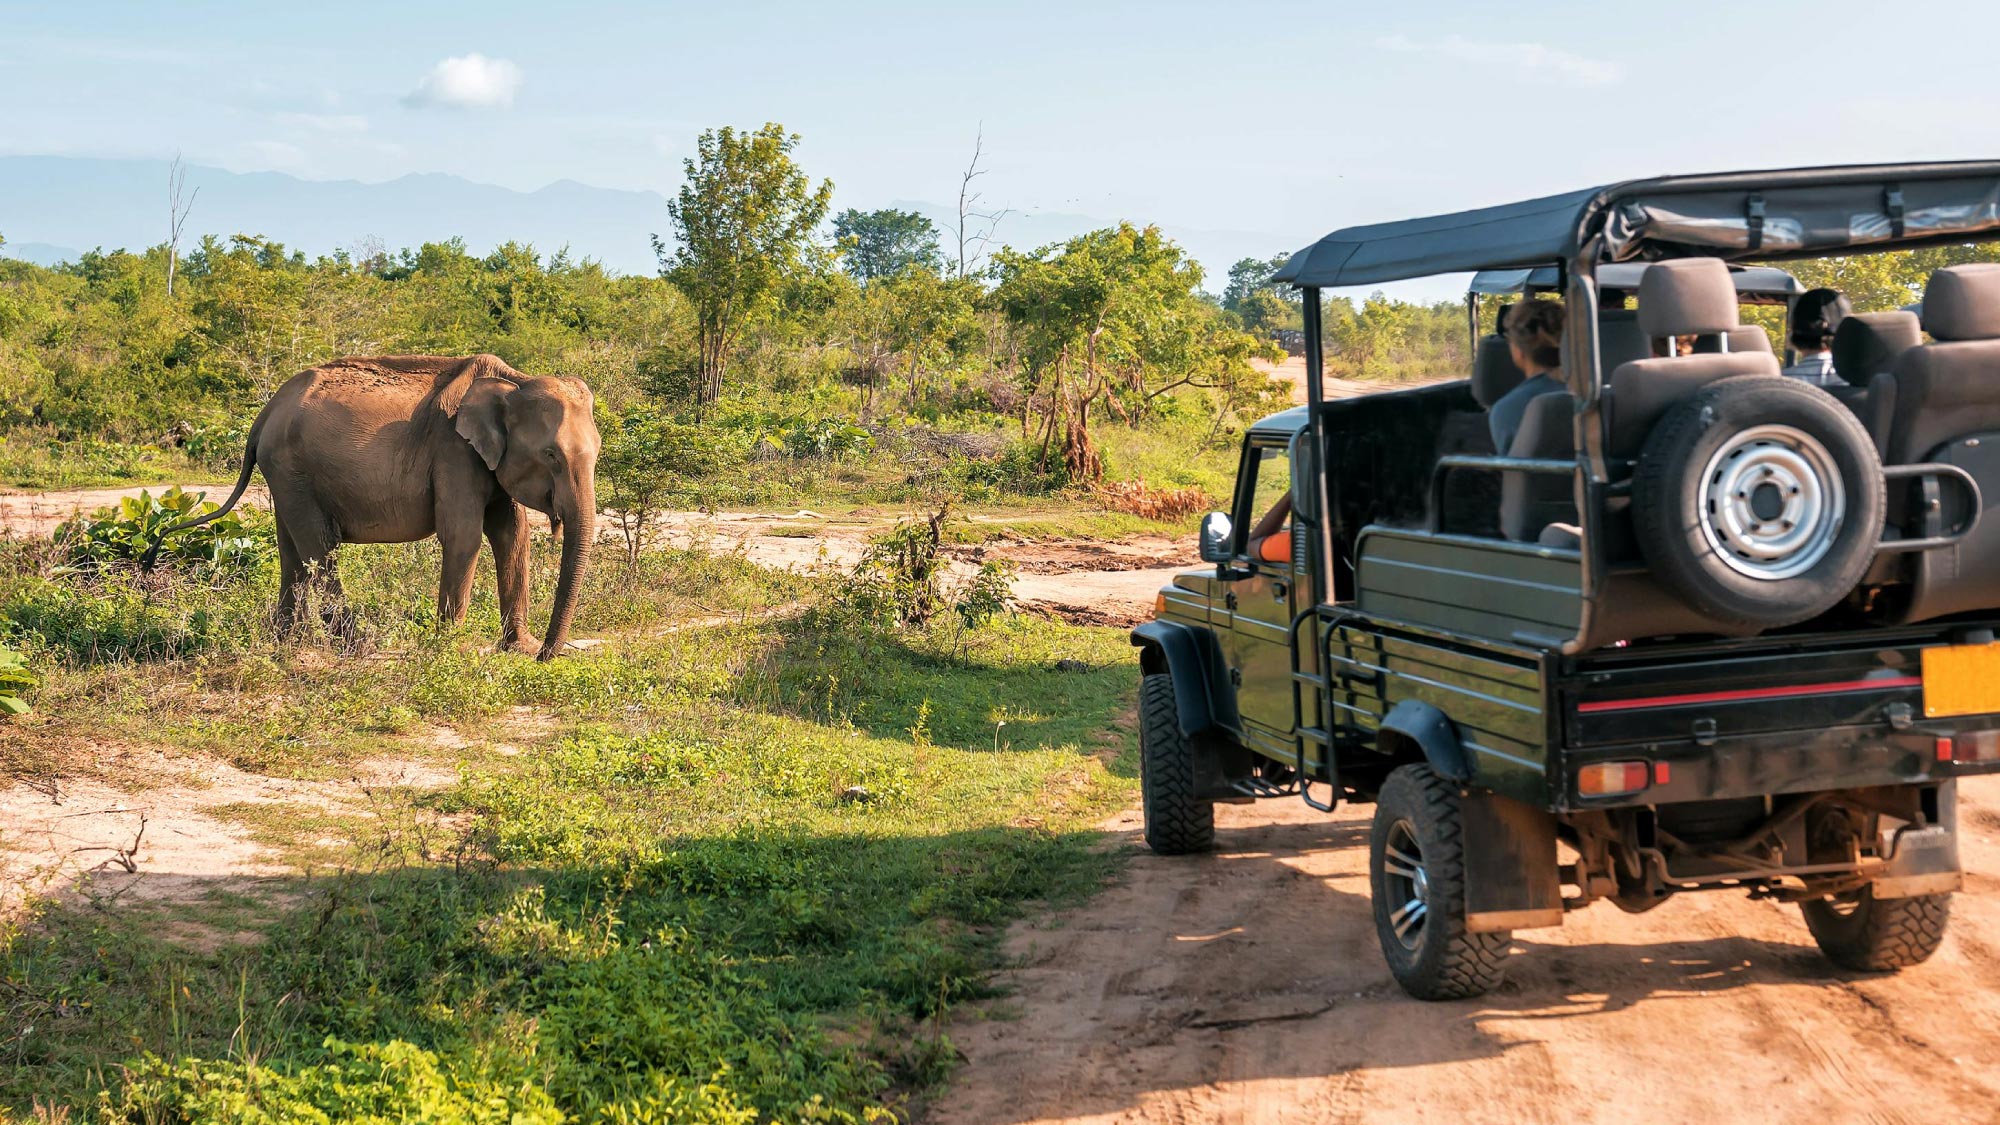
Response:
1782,351,1839,386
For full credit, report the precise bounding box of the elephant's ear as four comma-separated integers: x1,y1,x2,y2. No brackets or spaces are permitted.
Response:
453,378,510,471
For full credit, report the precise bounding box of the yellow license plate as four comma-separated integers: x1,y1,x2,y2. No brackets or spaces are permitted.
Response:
1924,642,2000,718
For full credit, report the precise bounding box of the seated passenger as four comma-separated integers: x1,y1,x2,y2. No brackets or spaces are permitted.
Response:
1782,287,1852,385
1248,492,1296,560
1652,333,1698,357
1487,300,1567,455
1247,494,1293,565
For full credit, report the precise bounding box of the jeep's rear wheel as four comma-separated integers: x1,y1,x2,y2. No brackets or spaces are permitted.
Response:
1139,673,1214,855
1802,886,1951,971
1369,764,1509,999
1633,376,1883,629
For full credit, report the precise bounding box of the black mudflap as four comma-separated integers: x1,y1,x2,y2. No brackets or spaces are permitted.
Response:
1460,788,1563,932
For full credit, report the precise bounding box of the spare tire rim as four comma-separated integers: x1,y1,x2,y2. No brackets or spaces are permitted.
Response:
1699,424,1846,581
1381,819,1430,952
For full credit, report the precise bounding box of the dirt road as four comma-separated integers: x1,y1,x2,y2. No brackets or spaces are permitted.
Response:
929,780,2000,1125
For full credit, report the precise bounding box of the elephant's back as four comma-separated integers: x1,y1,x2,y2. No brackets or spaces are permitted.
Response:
287,356,460,411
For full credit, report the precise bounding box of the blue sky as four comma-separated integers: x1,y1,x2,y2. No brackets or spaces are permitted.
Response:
6,0,2000,287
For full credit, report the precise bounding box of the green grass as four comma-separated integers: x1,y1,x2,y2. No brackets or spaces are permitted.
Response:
0,527,1141,1122
0,434,209,492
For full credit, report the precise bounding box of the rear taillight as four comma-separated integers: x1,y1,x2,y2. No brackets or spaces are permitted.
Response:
1578,761,1651,796
1948,730,2000,763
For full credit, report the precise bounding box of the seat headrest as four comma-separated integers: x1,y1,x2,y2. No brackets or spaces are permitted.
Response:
1923,264,2000,341
1695,325,1773,355
1831,311,1921,386
1471,333,1526,409
1638,258,1739,339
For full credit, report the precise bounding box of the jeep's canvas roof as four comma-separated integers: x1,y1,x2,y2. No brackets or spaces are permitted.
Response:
1467,262,1805,300
1275,161,2000,288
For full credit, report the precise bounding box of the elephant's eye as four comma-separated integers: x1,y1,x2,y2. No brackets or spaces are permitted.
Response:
542,447,560,463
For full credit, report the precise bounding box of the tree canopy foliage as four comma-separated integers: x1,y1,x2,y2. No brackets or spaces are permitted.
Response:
994,224,1274,481
832,208,941,283
656,123,833,413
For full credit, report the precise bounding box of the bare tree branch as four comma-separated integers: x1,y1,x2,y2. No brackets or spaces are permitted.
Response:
166,153,199,299
950,126,1010,280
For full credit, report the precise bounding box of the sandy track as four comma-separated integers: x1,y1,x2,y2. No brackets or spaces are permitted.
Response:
929,778,2000,1125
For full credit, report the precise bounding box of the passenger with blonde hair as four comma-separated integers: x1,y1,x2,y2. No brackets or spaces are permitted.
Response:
1487,299,1567,454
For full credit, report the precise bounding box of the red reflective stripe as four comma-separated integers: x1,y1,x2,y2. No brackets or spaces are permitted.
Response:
1578,675,1923,715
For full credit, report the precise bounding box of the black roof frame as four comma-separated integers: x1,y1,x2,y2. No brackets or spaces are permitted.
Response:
1275,160,2000,288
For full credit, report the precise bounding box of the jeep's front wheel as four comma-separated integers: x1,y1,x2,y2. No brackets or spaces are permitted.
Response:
1801,886,1951,971
1370,765,1510,999
1139,673,1215,855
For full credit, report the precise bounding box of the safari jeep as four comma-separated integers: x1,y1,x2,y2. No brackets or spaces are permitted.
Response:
1133,161,2000,1000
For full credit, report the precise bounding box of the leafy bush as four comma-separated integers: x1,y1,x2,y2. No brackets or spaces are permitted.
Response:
176,420,250,470
0,641,31,714
945,441,1069,500
600,407,734,565
57,486,272,573
831,503,1017,636
102,1037,565,1125
776,416,875,461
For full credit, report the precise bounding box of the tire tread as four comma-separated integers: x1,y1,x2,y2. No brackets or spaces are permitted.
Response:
1804,889,1951,971
1374,765,1510,1000
1139,674,1215,856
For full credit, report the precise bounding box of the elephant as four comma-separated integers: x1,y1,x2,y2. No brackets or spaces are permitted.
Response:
152,354,600,661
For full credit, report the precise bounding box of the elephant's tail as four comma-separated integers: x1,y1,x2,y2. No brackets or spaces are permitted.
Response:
139,417,263,570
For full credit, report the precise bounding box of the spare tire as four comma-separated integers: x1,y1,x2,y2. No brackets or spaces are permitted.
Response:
1633,376,1883,630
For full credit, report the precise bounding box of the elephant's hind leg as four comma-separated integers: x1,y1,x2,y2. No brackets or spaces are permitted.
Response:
273,516,308,635
274,482,355,644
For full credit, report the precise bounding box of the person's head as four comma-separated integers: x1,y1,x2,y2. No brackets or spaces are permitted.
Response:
1790,288,1852,354
1504,299,1565,374
1652,333,1699,357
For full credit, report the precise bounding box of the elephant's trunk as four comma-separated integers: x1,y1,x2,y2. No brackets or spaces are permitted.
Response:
537,471,595,661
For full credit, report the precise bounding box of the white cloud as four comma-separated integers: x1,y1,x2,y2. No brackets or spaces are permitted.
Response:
1377,34,1622,86
650,133,676,157
402,53,523,110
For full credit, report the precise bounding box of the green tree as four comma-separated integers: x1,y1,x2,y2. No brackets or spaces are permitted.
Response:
832,208,940,283
654,123,834,415
994,223,1266,481
1220,254,1300,338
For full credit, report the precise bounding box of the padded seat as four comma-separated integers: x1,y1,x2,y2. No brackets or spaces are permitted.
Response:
1471,326,1526,411
1826,311,1921,454
1879,264,2000,622
1502,258,1780,547
1604,258,1781,458
1695,324,1774,355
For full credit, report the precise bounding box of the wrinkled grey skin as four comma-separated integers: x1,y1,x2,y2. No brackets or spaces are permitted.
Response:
155,354,599,660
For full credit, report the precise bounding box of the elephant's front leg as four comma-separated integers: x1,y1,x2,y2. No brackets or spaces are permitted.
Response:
486,498,539,655
436,505,484,630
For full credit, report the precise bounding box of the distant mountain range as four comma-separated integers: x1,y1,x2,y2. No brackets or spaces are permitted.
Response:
0,155,1296,287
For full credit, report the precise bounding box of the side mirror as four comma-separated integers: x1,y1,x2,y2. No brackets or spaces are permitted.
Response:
1198,512,1234,564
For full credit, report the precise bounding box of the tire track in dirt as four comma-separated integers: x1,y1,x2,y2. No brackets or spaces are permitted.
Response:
928,777,2000,1125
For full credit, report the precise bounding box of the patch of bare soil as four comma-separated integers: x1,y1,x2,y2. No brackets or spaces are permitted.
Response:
651,509,1191,626
0,746,458,920
0,483,267,539
927,776,2000,1125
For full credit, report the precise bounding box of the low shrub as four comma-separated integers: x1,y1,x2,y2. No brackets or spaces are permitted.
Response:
56,486,273,574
